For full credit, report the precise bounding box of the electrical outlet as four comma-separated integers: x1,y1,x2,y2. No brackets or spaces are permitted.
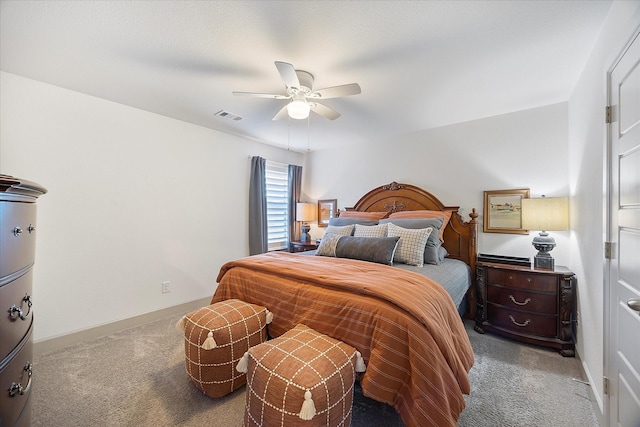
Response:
162,281,171,293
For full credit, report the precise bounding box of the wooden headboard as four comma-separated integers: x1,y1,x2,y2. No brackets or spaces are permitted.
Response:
343,181,479,317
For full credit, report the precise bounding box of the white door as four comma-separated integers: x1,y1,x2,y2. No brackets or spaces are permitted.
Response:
608,30,640,427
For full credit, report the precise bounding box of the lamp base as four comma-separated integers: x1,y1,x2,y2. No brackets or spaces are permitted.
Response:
300,223,311,243
532,231,556,270
533,254,555,270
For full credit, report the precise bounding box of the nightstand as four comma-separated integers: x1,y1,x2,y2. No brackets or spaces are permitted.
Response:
474,261,576,357
289,240,319,253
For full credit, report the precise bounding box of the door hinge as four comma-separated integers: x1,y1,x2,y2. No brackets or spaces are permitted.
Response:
605,241,613,259
604,377,610,395
605,106,612,124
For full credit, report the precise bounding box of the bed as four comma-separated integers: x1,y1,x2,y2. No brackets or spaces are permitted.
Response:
212,182,479,427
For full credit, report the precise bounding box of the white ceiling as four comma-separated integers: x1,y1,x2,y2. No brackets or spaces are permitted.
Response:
0,1,612,152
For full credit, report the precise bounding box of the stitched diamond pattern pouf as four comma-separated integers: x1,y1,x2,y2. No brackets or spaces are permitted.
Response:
237,323,366,427
178,299,272,398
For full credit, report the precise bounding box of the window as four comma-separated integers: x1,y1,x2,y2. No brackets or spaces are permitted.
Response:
265,160,289,251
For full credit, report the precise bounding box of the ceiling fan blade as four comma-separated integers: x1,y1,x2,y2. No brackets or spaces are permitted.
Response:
311,83,361,99
311,102,341,120
275,61,300,89
233,91,290,100
272,104,290,121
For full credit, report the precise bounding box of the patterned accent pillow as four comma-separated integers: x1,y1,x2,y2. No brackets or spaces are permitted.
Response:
387,222,433,267
315,234,343,257
353,223,388,238
324,224,354,237
381,218,444,265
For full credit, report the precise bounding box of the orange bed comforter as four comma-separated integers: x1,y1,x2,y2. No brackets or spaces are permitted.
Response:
212,252,474,427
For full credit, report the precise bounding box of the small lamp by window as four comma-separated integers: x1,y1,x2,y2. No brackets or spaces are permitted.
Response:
296,202,316,242
521,196,569,269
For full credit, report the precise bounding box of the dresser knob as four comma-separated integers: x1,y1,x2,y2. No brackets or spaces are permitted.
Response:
13,226,22,236
8,294,32,321
28,224,36,234
527,278,532,283
8,362,33,397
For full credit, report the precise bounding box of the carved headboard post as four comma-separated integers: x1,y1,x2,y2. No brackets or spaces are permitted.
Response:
467,208,479,319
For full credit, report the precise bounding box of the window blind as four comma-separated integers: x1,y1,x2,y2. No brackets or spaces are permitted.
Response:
265,160,289,251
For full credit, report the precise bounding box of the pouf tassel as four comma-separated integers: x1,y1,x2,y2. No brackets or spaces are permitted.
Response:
265,310,274,324
299,390,316,420
355,351,367,372
236,352,249,373
175,315,186,332
201,331,217,350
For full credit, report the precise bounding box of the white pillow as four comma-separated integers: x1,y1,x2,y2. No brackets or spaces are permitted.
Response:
353,223,388,238
387,223,433,267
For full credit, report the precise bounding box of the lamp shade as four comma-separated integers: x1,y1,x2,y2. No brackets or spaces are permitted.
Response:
287,100,311,120
296,202,316,222
521,197,569,231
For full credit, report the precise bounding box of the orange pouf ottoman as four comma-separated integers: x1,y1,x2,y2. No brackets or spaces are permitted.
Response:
237,324,366,427
177,298,272,398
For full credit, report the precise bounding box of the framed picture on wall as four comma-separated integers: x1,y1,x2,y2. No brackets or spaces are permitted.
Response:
317,199,337,227
483,189,530,234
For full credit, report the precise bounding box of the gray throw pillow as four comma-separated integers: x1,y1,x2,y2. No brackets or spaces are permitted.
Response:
329,217,379,227
335,236,400,265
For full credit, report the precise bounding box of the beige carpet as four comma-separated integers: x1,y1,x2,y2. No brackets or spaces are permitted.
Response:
31,315,600,426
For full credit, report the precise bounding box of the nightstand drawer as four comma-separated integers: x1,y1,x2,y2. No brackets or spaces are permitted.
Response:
487,303,557,337
487,269,557,292
487,285,557,314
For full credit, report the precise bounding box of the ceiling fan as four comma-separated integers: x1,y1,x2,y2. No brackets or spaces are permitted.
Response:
233,61,361,121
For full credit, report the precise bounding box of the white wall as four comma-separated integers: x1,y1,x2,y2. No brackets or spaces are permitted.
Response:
0,72,303,342
305,102,571,266
568,0,640,418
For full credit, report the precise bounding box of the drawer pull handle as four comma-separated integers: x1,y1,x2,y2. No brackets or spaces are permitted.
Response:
8,362,33,397
8,294,33,321
509,315,530,327
509,295,531,306
13,226,23,237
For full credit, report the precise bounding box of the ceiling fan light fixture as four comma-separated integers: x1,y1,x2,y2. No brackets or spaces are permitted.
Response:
287,99,310,119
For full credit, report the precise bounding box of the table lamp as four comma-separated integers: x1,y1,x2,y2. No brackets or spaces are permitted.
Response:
521,196,569,269
296,202,316,243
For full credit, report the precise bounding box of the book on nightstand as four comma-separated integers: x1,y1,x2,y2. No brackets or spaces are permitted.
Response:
477,253,531,267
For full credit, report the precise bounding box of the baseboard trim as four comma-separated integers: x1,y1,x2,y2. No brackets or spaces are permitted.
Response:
575,348,605,427
33,297,211,356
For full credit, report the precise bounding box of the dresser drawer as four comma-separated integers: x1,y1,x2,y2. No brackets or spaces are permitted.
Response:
0,327,33,427
0,201,37,278
487,303,557,337
487,284,557,314
0,270,34,361
487,268,557,292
